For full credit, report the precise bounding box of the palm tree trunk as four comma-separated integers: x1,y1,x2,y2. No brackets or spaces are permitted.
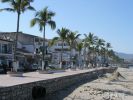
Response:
103,50,106,66
83,47,86,67
78,51,80,68
15,12,20,59
94,49,97,67
107,55,109,66
42,24,46,70
69,46,72,68
13,9,20,72
60,40,63,69
88,46,92,67
97,50,100,67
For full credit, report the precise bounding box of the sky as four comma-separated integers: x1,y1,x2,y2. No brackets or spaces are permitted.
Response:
0,0,133,54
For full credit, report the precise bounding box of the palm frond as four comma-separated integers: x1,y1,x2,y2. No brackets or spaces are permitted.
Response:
84,33,88,38
48,11,55,17
1,0,34,13
27,6,35,11
49,37,59,46
1,0,11,3
35,11,40,17
48,20,56,30
76,42,83,51
75,34,81,39
39,22,43,32
31,7,56,33
0,8,15,12
22,5,35,13
30,18,41,28
30,18,37,27
57,28,69,38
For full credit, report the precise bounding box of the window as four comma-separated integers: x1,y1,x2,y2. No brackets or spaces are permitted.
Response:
2,44,8,53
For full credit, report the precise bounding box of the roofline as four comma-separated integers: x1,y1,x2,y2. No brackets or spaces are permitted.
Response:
0,31,49,41
0,38,13,42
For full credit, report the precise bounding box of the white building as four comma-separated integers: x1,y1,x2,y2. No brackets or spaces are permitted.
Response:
48,40,83,68
0,32,48,68
0,32,84,69
0,38,13,68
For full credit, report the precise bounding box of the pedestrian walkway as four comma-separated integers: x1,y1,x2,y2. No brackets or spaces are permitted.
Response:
0,68,98,87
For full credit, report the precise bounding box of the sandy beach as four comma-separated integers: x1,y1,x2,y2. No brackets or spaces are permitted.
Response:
45,68,133,100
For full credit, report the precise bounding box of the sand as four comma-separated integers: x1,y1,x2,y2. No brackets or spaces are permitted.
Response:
45,68,133,100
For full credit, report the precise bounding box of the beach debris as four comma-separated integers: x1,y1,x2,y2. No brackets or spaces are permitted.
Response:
108,71,125,81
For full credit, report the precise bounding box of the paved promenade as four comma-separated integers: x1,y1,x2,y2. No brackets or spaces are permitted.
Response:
0,68,99,87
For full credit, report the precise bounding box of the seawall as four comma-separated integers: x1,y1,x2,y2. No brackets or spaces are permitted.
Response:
0,67,116,100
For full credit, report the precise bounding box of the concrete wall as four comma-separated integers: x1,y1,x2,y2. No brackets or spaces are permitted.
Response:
0,68,116,100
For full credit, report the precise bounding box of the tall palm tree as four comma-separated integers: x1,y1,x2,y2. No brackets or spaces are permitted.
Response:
105,42,112,65
30,7,56,70
0,0,35,71
107,49,115,66
66,31,81,68
84,33,98,67
100,46,106,66
95,38,105,66
50,28,69,68
76,42,83,68
84,33,98,48
100,42,111,67
96,38,105,54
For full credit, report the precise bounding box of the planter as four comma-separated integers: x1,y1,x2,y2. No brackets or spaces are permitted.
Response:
37,70,53,74
7,71,23,77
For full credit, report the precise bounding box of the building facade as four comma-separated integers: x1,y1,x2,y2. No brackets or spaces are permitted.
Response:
0,32,48,69
0,32,84,69
0,38,13,68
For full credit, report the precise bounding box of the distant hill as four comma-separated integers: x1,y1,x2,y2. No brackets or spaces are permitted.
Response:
115,52,133,61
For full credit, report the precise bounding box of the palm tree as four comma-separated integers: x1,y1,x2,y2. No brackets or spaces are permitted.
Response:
96,38,105,54
76,42,83,68
107,49,115,66
66,31,81,68
30,7,56,70
100,47,106,66
50,28,69,68
0,0,35,71
100,42,111,67
84,33,98,48
95,38,105,66
83,33,98,67
105,42,112,66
